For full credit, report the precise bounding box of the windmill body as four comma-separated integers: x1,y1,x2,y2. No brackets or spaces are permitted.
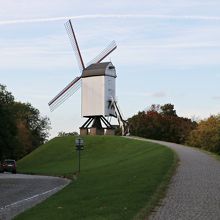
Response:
49,20,129,135
81,62,116,117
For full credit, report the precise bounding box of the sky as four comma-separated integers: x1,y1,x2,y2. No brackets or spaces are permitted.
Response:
1,0,220,138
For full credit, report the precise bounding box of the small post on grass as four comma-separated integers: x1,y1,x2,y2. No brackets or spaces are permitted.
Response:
75,137,84,173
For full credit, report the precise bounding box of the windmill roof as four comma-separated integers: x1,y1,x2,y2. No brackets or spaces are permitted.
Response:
82,62,116,78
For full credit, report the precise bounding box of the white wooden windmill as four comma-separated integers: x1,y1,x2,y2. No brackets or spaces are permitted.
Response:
48,20,128,135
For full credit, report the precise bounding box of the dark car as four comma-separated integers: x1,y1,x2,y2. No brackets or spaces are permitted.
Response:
2,159,17,174
0,162,3,173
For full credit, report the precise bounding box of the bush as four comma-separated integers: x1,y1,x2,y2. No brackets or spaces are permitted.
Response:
186,115,220,154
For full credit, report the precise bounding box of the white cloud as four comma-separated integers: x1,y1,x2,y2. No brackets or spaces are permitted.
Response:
0,0,213,21
143,91,167,98
129,42,220,49
115,45,220,68
212,96,220,100
126,91,167,98
2,14,220,26
1,33,220,73
152,91,167,98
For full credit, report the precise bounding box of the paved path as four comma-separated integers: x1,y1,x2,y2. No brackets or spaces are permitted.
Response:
0,173,70,220
130,137,220,220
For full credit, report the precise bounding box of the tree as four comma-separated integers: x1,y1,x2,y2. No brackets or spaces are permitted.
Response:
13,102,51,155
160,104,177,116
0,84,51,160
58,131,79,137
0,85,19,159
186,115,220,153
128,104,197,144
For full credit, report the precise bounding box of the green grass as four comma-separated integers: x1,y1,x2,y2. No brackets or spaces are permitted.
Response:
16,136,176,220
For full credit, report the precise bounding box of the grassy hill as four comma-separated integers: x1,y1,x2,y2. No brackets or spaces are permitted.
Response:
16,136,176,220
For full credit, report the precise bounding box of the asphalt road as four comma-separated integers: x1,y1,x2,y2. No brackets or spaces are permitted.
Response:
129,137,220,220
0,173,70,220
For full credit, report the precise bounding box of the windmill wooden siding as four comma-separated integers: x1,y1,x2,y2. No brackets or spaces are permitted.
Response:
81,62,116,117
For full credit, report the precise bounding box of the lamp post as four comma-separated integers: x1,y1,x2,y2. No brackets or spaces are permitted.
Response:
75,137,84,173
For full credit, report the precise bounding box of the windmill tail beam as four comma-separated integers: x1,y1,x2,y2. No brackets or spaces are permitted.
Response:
110,98,129,136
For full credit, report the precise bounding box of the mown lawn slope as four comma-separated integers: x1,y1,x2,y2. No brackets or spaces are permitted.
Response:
16,136,176,220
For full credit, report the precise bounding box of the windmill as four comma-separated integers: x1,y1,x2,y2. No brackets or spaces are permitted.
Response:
48,20,129,136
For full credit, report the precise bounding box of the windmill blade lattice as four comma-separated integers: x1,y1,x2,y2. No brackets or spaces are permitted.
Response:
48,76,81,111
65,20,85,72
87,40,117,67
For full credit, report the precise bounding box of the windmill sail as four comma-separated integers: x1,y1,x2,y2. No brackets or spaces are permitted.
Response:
87,40,117,66
65,20,85,72
48,76,81,111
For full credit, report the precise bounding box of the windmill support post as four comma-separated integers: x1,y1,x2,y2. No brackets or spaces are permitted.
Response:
80,116,115,136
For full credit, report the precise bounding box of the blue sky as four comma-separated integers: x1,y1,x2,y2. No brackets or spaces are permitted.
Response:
1,0,220,137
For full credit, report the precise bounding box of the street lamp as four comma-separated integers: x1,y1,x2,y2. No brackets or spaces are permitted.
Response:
75,137,84,173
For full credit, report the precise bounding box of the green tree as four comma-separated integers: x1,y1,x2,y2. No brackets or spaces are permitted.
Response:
0,84,51,160
160,103,177,116
13,102,51,155
0,85,19,160
187,115,220,153
128,104,196,144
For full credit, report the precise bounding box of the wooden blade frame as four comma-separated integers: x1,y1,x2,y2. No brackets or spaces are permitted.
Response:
48,77,81,111
87,40,117,67
65,20,85,72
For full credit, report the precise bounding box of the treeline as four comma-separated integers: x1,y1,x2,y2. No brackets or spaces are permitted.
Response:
58,131,79,137
0,84,50,161
128,104,220,154
128,104,197,144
